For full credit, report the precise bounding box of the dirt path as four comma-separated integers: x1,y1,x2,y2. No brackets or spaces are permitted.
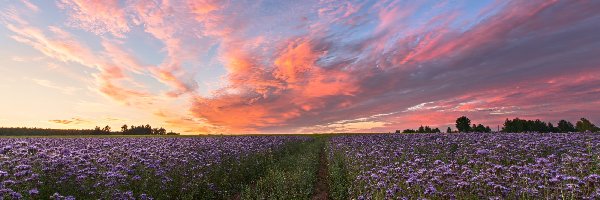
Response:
312,145,330,200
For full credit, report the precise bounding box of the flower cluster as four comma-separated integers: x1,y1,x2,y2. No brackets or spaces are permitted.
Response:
0,136,307,199
329,133,600,199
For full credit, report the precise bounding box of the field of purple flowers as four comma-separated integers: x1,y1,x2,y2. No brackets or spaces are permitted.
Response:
328,133,600,199
0,136,308,199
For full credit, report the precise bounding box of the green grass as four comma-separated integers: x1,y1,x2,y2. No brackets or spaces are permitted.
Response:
239,137,324,199
328,147,351,200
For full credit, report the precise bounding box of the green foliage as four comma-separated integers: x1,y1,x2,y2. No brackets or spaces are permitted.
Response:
471,124,491,133
93,126,111,135
558,120,576,133
240,138,323,199
576,118,600,132
400,126,441,133
0,127,98,136
0,124,179,136
502,118,593,133
329,149,350,200
455,116,471,132
122,124,173,135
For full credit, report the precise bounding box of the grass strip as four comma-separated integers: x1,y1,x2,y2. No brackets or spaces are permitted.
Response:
238,137,324,199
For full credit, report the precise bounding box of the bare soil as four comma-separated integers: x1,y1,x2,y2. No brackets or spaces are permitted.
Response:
311,146,330,200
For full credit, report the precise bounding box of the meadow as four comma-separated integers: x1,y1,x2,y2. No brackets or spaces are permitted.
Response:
0,133,598,199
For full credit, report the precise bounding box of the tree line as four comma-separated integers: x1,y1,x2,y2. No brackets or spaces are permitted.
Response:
0,127,97,136
395,116,599,134
118,124,178,135
90,124,180,135
502,117,598,133
398,126,441,133
0,124,180,136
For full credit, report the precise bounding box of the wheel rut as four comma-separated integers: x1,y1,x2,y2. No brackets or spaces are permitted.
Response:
311,143,330,200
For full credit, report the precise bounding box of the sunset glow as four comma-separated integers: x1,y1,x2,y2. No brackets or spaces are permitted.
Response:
1,0,599,134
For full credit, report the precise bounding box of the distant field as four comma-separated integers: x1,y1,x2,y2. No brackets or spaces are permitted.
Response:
0,133,598,199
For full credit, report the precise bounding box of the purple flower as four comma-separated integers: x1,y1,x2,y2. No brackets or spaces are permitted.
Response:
476,149,490,155
28,188,39,195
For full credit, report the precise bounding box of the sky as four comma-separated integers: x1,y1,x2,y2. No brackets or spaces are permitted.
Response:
0,0,599,134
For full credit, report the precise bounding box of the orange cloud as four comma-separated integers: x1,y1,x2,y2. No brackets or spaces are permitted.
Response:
274,40,322,82
98,81,151,105
100,39,147,74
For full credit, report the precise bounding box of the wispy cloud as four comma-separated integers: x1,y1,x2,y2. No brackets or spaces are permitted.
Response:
49,117,90,125
57,0,130,37
20,0,38,12
29,78,79,95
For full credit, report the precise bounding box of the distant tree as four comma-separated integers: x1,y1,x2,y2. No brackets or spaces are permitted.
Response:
557,119,576,133
502,118,560,133
102,125,111,134
0,124,169,136
121,124,128,132
473,124,484,132
166,131,180,135
446,127,452,133
455,116,471,133
0,127,97,136
424,126,432,133
485,126,492,133
418,126,425,133
401,126,440,133
402,129,416,133
93,126,103,135
576,118,599,132
502,118,519,133
395,130,401,134
547,122,559,133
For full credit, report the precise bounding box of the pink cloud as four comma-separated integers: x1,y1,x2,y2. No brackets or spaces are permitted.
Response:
57,0,130,37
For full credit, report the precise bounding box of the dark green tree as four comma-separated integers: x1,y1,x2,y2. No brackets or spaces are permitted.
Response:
576,118,599,132
473,124,484,132
547,122,559,133
418,126,425,133
557,119,576,133
102,125,111,134
446,127,452,133
402,129,416,133
455,116,471,133
93,126,102,135
424,126,432,133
